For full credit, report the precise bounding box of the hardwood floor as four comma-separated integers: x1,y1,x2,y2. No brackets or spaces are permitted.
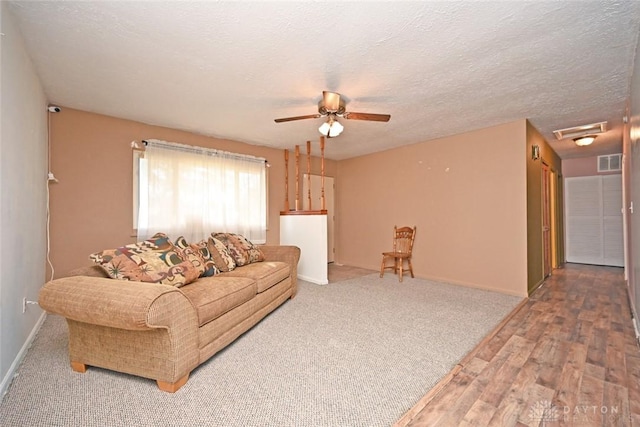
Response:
395,263,640,426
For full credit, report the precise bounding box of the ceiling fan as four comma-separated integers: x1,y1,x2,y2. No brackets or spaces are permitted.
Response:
274,91,391,137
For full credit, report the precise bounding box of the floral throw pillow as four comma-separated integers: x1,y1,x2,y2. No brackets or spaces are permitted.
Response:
211,232,265,267
89,232,198,287
206,237,237,272
174,236,218,277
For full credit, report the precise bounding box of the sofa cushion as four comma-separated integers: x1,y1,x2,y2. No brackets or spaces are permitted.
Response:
212,233,265,267
180,276,256,326
206,237,237,272
175,236,218,277
218,261,289,293
89,233,199,287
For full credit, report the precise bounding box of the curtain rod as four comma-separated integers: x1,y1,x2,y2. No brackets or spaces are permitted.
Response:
142,139,267,164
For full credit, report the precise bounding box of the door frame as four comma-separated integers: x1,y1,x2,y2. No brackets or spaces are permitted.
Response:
541,161,552,278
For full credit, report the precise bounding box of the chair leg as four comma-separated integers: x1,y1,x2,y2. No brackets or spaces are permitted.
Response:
380,256,385,278
398,258,404,282
408,258,414,278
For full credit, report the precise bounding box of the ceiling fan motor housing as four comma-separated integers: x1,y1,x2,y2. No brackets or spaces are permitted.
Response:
319,91,345,116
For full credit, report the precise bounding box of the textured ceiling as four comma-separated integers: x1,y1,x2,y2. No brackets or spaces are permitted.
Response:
7,1,640,160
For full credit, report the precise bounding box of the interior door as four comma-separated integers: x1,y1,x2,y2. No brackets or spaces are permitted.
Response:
565,175,624,267
303,174,335,263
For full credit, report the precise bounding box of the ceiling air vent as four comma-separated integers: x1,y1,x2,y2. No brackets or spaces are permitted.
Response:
598,154,622,172
553,121,607,140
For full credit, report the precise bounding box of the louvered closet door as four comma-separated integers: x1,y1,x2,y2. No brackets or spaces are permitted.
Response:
565,175,623,267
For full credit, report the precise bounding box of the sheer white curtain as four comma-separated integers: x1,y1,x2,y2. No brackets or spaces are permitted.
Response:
137,139,267,244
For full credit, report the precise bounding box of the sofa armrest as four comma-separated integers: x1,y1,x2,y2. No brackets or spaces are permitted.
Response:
39,276,196,331
66,265,110,278
259,245,301,295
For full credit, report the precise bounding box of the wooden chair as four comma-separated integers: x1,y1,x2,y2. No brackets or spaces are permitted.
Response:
380,226,416,282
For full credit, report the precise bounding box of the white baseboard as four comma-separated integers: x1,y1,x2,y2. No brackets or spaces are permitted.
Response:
626,284,640,345
298,274,328,285
0,312,47,399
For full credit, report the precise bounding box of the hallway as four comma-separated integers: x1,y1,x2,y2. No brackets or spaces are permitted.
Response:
399,263,640,426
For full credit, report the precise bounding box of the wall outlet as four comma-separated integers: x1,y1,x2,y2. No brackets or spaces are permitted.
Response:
47,172,58,182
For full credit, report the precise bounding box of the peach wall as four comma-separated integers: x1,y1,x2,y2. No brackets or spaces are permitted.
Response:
50,108,542,297
562,156,622,177
335,120,529,296
49,108,336,277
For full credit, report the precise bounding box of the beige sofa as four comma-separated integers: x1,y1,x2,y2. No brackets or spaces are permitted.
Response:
39,245,300,393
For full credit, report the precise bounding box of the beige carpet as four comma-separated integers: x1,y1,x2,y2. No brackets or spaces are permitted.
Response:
0,274,523,427
328,263,377,283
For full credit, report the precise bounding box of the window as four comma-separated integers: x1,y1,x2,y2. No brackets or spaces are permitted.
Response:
135,139,267,243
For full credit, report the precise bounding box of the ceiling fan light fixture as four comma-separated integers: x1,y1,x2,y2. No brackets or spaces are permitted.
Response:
573,135,597,146
330,120,344,137
318,121,330,135
319,118,344,138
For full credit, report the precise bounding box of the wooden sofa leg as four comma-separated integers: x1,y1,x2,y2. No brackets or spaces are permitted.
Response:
70,361,87,373
157,373,189,393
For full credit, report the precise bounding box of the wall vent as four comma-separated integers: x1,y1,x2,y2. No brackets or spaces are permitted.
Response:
597,153,622,172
